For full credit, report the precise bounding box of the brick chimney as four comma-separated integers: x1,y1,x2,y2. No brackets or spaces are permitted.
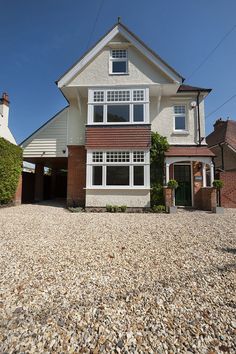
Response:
0,92,16,144
213,118,226,131
0,92,10,106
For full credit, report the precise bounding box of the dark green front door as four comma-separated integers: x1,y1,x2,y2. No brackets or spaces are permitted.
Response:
174,165,192,206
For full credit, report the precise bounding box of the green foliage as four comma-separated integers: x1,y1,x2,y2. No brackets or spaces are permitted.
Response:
150,132,169,165
0,138,22,204
112,205,119,213
106,204,113,212
152,205,166,213
150,132,169,206
106,204,127,212
68,207,84,213
120,205,127,212
167,179,179,189
151,183,164,206
213,179,224,190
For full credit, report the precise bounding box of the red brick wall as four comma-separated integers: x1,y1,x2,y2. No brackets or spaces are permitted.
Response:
217,171,236,208
67,146,86,207
13,174,22,205
192,161,203,207
200,187,217,211
164,187,173,208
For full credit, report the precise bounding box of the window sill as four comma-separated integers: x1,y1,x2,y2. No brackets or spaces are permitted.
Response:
85,187,151,190
109,73,129,76
171,131,189,136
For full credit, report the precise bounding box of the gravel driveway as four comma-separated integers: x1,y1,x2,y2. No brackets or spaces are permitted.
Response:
0,204,236,353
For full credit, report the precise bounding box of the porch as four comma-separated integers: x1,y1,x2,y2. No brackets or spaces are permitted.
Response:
164,146,215,209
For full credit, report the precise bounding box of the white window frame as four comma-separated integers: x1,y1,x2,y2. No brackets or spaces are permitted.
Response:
87,88,149,125
173,104,188,133
86,150,150,189
109,49,128,75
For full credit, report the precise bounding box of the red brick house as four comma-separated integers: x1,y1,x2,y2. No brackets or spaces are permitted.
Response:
21,22,215,209
206,119,236,208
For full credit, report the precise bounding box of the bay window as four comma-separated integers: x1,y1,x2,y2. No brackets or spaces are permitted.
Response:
87,150,150,188
88,88,149,124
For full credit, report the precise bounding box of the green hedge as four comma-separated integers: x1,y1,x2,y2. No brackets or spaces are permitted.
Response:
0,137,22,204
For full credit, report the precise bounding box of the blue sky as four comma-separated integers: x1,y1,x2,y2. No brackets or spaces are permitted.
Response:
1,0,236,143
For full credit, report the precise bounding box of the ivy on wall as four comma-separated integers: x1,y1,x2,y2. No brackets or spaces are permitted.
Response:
0,138,22,204
150,132,169,206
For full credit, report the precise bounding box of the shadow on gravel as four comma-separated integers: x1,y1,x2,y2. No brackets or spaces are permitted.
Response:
35,199,67,209
220,247,236,255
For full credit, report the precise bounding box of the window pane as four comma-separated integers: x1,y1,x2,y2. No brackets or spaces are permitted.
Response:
106,166,129,185
133,105,144,122
107,105,129,122
92,166,102,185
93,105,103,122
175,116,185,130
112,61,127,73
134,166,144,185
174,105,185,114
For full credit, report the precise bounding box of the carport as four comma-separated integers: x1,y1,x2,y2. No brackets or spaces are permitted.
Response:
22,157,68,203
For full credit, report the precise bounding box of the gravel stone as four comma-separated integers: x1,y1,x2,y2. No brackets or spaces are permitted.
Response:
0,203,236,353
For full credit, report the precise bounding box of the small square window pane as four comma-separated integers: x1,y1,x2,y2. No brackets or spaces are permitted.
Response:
107,105,129,122
112,61,127,73
175,116,186,130
92,166,102,185
174,105,185,114
133,105,144,122
134,166,144,185
93,106,103,123
106,166,129,185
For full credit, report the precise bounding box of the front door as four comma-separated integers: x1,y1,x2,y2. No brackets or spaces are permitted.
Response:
174,165,192,206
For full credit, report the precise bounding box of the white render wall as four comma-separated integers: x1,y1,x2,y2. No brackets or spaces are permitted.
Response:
86,189,150,208
0,103,16,144
67,98,86,146
69,46,171,86
150,96,206,145
22,108,68,157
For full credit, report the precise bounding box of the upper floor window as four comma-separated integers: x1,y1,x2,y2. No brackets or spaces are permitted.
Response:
174,105,187,131
88,88,149,125
110,49,128,74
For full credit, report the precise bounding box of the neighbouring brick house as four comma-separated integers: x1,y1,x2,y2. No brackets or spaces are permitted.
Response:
206,119,236,208
21,21,215,209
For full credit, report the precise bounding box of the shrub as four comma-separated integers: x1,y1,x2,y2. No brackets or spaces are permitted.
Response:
120,205,127,212
68,207,84,213
167,179,178,189
0,138,22,204
152,205,166,213
106,204,113,212
112,205,119,212
213,180,224,189
151,183,164,206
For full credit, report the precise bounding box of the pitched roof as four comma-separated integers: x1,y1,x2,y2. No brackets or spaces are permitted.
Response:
206,120,236,150
57,22,184,87
165,146,215,157
177,84,212,93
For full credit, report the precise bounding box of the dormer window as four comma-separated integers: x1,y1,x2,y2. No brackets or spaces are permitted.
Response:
110,49,128,74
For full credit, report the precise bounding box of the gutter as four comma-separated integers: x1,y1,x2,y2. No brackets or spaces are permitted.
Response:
219,143,224,170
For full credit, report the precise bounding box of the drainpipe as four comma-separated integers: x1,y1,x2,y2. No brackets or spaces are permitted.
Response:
197,91,201,145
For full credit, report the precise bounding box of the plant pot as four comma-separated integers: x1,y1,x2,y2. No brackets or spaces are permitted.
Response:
213,207,224,214
168,206,177,214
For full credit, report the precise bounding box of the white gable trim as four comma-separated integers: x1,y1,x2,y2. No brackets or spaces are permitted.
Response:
57,24,182,88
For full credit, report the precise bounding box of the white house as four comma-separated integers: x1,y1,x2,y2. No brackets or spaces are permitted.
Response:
21,22,215,209
0,93,16,145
